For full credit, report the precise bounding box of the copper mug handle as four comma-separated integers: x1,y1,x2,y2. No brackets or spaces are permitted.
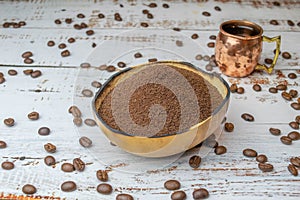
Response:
255,35,281,74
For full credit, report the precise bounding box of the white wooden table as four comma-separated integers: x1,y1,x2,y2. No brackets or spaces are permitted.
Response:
0,0,299,199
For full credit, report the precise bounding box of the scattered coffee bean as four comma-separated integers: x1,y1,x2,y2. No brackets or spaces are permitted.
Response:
241,113,254,122
86,30,94,36
22,184,37,195
189,155,201,168
176,40,183,47
288,131,300,141
243,148,257,157
22,51,33,58
282,91,292,101
147,13,154,19
58,43,66,49
61,181,77,192
54,19,62,24
65,18,73,24
84,118,96,127
44,142,56,153
282,52,291,59
23,69,33,75
230,83,238,93
44,155,56,166
202,11,211,17
288,72,297,79
116,194,134,200
288,164,298,176
148,2,157,7
164,180,180,190
19,21,26,26
214,6,222,11
270,19,279,25
73,24,81,30
80,62,91,68
291,102,300,110
195,54,203,60
106,65,116,72
38,127,50,136
27,111,39,120
191,33,199,39
287,20,295,26
214,145,227,155
289,90,298,98
73,158,85,172
253,84,262,92
290,157,300,167
207,42,215,48
81,89,93,97
98,64,108,70
205,64,213,71
224,122,234,132
269,87,278,93
92,42,97,48
134,52,142,58
73,117,82,127
91,81,102,88
8,69,17,76
61,50,71,57
171,190,186,200
97,170,109,182
0,140,7,148
31,70,42,78
236,87,245,94
68,105,82,117
280,136,292,145
77,13,85,18
79,136,92,148
193,188,209,199
96,183,113,194
258,163,274,172
61,163,75,172
117,61,126,68
24,58,34,64
140,22,149,27
67,37,75,43
289,121,299,130
264,58,273,64
209,35,216,40
1,161,14,170
295,115,300,124
4,118,15,127
148,58,158,62
276,84,287,91
46,40,55,47
98,13,105,18
114,13,122,21
269,127,281,136
81,22,88,28
173,27,181,32
0,77,5,84
256,154,268,163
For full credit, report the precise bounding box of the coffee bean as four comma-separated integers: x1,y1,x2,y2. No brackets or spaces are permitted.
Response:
241,113,254,122
291,102,300,110
61,163,75,172
86,30,94,36
171,191,186,200
44,155,56,166
189,155,201,169
68,105,82,118
8,69,17,76
162,3,170,8
193,188,209,199
81,89,93,97
288,164,298,176
269,127,281,136
147,13,154,19
73,24,81,30
22,184,37,194
27,111,39,120
176,40,183,47
209,35,216,40
253,84,262,92
191,33,199,39
114,13,122,21
44,143,56,153
148,2,157,7
287,20,295,26
280,136,292,145
258,163,274,172
230,83,238,93
98,13,105,18
61,50,71,57
81,22,88,29
22,69,32,75
0,140,7,148
73,158,85,172
61,181,77,192
22,51,33,58
276,84,287,91
117,61,126,68
195,54,203,60
84,118,96,127
107,65,116,72
256,154,268,163
92,42,97,48
73,117,82,126
80,62,91,68
97,170,109,182
91,81,102,88
273,1,280,6
173,27,181,32
236,87,245,94
24,58,34,64
224,122,234,132
282,52,291,59
1,161,14,170
289,90,298,98
164,180,180,190
31,70,42,78
202,11,211,17
295,115,300,124
79,136,92,148
0,77,5,84
214,6,222,11
289,121,299,130
116,194,134,200
54,19,62,24
282,91,292,101
214,145,227,155
67,37,75,43
0,72,3,77
96,183,113,194
141,22,149,27
65,18,73,24
77,13,85,18
290,157,300,167
264,58,273,64
4,118,15,127
47,40,55,47
58,43,66,49
288,72,297,79
270,19,279,25
269,87,278,93
243,148,258,158
207,42,215,48
38,127,50,136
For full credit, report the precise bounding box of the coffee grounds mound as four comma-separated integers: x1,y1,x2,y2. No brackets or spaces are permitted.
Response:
98,63,223,137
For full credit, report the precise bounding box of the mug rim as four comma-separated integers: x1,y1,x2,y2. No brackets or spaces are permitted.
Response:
219,20,263,40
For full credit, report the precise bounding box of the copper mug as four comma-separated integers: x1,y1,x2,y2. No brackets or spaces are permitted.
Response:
215,20,281,77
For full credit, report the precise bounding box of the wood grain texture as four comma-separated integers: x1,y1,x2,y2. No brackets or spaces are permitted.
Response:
0,0,299,199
